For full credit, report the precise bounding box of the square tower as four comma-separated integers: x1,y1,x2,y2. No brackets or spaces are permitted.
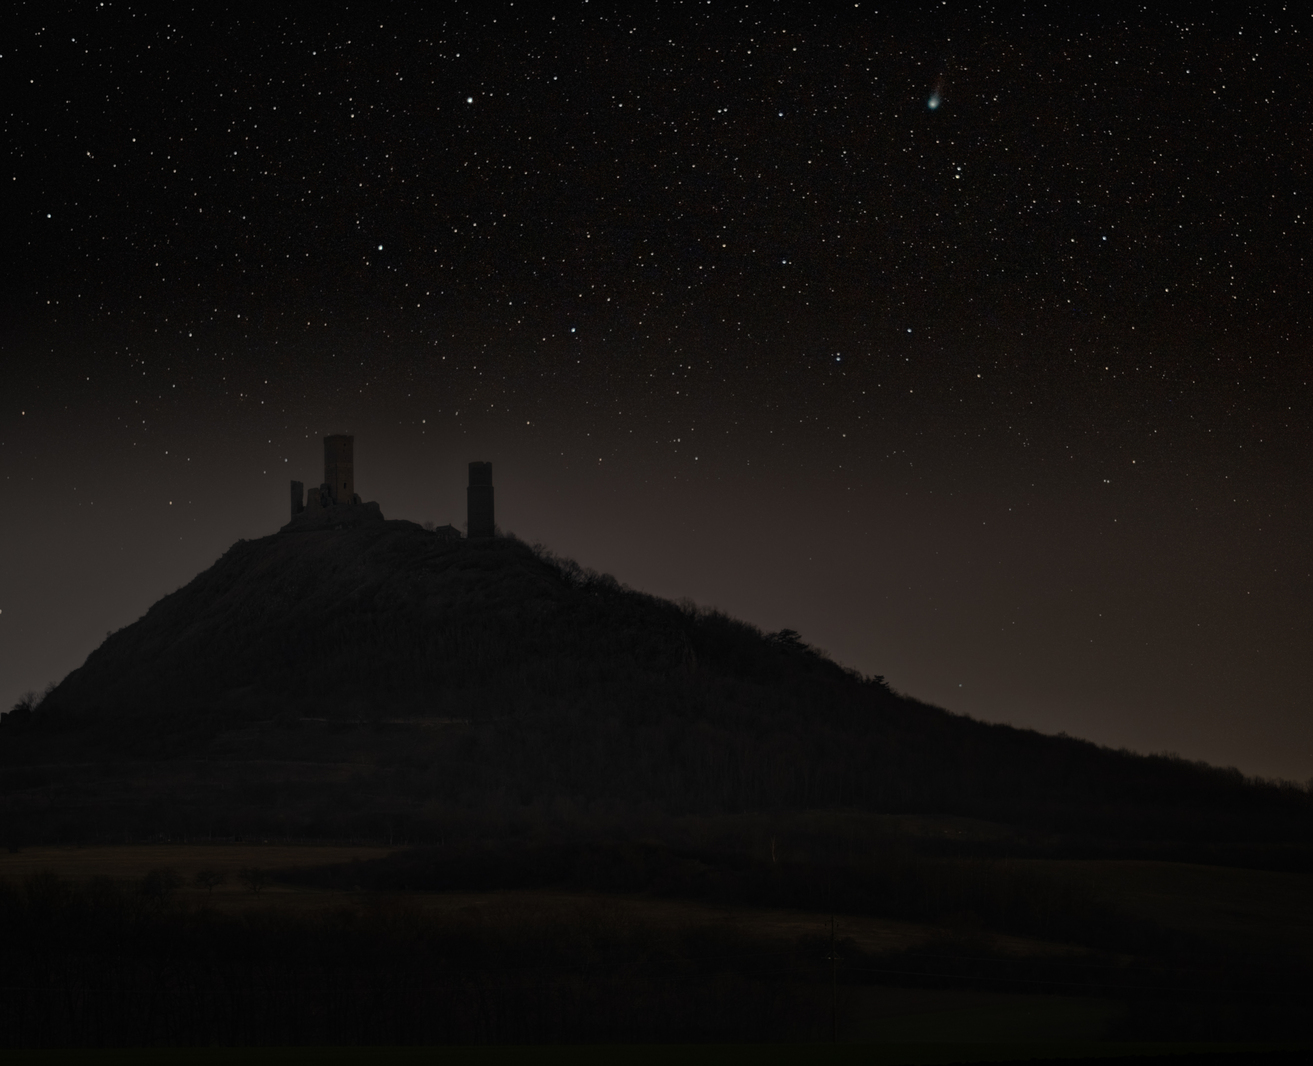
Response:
467,461,494,538
324,434,354,504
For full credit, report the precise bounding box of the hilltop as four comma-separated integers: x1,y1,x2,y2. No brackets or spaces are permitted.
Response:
2,508,1309,856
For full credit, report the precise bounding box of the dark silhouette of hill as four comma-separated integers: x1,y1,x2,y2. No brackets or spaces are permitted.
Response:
3,506,1310,852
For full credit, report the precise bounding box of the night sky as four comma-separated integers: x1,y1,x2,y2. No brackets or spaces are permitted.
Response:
4,5,1311,780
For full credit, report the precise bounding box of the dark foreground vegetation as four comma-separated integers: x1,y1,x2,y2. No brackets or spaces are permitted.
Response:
1,848,1309,1048
1,519,1310,1047
0,869,830,1047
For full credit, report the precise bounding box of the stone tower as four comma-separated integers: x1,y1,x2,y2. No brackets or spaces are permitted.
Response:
324,434,354,505
290,480,305,521
467,461,494,538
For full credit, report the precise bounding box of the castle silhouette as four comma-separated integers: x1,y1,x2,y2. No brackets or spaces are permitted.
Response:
289,434,493,538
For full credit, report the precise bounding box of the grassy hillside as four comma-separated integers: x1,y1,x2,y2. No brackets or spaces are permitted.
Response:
2,513,1309,854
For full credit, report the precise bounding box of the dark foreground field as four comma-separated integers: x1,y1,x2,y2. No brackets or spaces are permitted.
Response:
1,826,1309,1056
0,1044,1309,1066
0,1045,1310,1066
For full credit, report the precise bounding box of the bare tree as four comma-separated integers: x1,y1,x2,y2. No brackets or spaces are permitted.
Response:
140,868,182,908
239,867,269,894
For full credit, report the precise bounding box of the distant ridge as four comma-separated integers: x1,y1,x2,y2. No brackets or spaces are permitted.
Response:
4,517,1310,851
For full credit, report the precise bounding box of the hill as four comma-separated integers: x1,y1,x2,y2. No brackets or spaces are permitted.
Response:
2,504,1310,855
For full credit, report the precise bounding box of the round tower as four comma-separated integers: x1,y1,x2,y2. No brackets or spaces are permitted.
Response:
467,461,494,538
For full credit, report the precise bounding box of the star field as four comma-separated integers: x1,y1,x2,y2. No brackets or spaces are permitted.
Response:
3,4,1312,779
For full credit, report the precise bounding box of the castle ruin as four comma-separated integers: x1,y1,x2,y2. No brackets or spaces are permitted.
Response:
290,435,495,539
323,434,356,506
290,434,363,519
